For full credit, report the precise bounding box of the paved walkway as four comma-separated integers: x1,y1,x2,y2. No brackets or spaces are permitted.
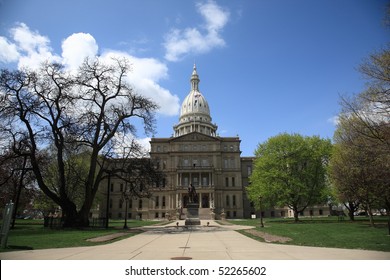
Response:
1,220,389,260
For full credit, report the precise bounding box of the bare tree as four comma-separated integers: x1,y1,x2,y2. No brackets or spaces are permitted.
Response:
0,57,160,227
340,48,390,151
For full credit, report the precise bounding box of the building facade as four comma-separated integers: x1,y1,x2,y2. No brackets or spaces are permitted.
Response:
97,65,330,220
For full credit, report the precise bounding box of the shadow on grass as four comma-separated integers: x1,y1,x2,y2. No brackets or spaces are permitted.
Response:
7,245,33,250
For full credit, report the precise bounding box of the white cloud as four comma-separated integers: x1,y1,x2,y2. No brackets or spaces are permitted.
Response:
0,37,19,63
164,0,230,61
0,23,179,117
8,23,61,69
197,0,230,31
113,132,151,157
327,116,340,126
62,33,98,69
11,22,50,54
100,50,180,116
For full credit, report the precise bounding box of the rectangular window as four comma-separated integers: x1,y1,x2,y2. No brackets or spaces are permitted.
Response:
232,177,235,187
155,196,159,208
232,195,236,206
162,196,166,207
110,183,114,192
225,177,229,187
120,183,123,192
230,158,235,168
247,166,252,176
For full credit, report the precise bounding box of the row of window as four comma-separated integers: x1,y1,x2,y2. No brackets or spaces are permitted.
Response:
110,180,166,193
110,211,175,219
154,144,240,153
250,209,325,217
109,197,167,210
226,195,238,207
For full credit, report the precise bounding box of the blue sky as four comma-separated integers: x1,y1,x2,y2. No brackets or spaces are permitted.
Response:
0,0,389,156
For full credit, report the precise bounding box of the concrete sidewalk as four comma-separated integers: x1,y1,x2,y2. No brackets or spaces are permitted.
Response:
1,220,389,260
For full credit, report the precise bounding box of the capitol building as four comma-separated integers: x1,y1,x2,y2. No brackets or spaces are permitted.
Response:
97,65,330,221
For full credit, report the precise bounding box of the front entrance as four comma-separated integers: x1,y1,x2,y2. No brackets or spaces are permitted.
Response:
201,193,209,208
181,193,210,208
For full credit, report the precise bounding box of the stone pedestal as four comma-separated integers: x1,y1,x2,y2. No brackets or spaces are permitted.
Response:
185,203,201,225
210,208,215,220
220,208,226,220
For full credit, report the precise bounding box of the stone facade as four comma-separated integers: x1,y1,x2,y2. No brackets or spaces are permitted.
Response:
96,65,330,220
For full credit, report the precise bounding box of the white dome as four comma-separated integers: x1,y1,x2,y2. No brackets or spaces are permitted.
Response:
180,91,210,120
173,65,218,137
179,65,212,123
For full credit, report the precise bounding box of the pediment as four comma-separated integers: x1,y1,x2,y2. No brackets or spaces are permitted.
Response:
171,132,219,143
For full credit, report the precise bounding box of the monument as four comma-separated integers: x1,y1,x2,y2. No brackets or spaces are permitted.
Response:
185,184,201,225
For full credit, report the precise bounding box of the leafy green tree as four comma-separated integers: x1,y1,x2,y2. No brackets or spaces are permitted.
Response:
248,133,332,222
329,117,390,226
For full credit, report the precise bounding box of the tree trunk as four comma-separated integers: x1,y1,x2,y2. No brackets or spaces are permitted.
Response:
367,205,375,227
61,206,78,228
347,202,355,221
293,209,299,222
347,209,355,221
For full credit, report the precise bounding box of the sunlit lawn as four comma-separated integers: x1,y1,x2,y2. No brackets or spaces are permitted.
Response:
230,216,390,252
0,219,161,252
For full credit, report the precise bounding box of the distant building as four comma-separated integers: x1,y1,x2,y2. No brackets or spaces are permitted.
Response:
97,65,330,220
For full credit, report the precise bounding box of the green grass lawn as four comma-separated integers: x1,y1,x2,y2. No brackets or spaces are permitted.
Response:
230,216,390,252
0,219,161,252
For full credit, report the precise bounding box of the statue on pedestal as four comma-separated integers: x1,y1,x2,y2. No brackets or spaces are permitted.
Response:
188,184,197,203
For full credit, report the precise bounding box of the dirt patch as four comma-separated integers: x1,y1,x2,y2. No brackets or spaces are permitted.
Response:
244,229,292,243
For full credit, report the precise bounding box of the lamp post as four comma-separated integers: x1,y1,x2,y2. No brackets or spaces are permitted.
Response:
105,171,111,229
258,196,264,228
123,197,128,230
123,185,131,229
